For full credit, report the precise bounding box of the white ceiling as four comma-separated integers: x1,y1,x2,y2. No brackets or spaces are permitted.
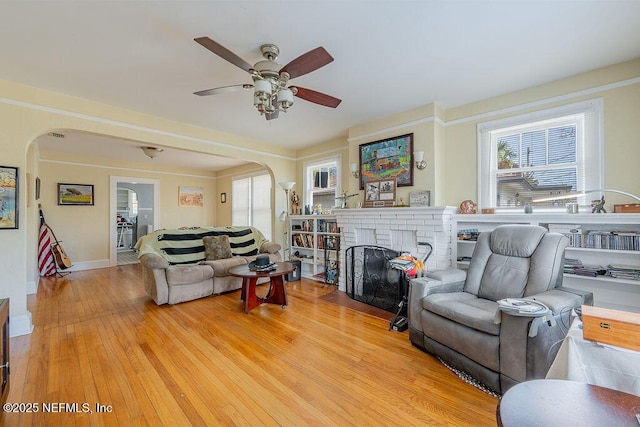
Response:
3,1,640,171
35,131,248,173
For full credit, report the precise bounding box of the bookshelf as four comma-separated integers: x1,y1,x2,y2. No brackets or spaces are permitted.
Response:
452,213,640,313
289,215,340,283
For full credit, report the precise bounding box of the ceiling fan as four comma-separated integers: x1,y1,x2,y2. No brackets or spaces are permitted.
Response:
194,37,341,120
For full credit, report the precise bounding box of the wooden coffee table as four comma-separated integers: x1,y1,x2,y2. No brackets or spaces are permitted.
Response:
229,262,295,313
497,379,640,426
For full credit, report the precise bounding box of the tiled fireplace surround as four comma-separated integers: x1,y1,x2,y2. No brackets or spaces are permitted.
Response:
332,206,457,291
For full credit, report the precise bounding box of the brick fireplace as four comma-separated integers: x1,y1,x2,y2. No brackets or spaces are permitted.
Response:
332,207,457,291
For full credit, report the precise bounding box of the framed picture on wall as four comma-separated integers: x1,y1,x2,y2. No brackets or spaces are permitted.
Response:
358,133,413,190
0,166,18,229
179,186,203,207
58,183,94,206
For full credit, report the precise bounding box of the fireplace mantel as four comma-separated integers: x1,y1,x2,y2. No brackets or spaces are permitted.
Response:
332,206,457,291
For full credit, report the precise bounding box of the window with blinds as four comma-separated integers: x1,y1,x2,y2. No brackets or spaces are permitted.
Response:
304,156,341,212
478,99,603,211
232,173,272,240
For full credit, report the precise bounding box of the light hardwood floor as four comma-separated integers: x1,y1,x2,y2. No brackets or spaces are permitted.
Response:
5,264,498,426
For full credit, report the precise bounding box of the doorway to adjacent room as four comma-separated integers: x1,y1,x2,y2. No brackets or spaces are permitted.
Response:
110,176,160,267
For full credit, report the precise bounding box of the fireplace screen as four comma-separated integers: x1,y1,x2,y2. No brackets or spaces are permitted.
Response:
345,245,403,312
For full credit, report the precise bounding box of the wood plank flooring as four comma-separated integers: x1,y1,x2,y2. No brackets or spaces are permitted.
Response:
5,264,498,426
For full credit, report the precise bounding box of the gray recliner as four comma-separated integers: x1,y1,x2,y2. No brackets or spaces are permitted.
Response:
408,224,593,393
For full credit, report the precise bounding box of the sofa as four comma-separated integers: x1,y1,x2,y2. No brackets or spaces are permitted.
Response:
135,226,281,305
408,224,593,394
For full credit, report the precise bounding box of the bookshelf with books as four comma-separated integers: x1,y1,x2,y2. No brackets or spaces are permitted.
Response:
289,215,341,282
452,213,640,313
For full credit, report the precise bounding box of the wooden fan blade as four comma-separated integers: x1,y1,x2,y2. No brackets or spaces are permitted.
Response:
292,86,342,108
280,47,334,79
194,84,252,96
194,37,254,73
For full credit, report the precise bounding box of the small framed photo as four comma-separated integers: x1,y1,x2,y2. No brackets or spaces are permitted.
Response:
220,192,227,204
364,178,396,208
409,191,431,207
0,166,19,229
58,183,94,206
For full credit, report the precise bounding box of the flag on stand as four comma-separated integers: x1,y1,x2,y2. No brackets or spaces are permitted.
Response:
38,223,56,276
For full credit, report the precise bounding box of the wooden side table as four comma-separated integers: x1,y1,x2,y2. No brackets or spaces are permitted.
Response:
497,379,640,426
229,262,295,313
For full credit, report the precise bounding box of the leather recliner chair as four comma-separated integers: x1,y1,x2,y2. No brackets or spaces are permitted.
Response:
408,224,593,393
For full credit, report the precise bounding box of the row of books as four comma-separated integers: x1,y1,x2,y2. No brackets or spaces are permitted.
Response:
293,220,315,232
317,220,339,233
292,234,338,250
548,224,640,251
293,220,339,233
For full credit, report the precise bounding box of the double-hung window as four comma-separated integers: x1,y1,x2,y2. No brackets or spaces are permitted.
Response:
303,156,341,213
232,173,272,239
478,99,603,211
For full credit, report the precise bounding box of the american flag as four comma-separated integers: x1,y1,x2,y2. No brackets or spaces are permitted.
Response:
38,213,56,277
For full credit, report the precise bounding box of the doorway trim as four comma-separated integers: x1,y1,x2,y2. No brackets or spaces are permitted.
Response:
110,175,160,267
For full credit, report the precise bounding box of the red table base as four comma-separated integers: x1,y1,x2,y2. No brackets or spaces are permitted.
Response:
241,275,288,313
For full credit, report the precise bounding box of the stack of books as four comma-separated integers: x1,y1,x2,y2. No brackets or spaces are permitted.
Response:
564,258,606,277
564,258,583,274
608,264,640,281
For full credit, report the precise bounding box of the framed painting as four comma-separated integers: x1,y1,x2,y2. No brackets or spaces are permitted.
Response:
58,183,94,206
0,166,18,229
179,186,203,207
363,178,396,208
358,133,413,190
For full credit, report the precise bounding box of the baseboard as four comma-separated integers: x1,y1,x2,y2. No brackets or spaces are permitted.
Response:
10,311,34,337
69,259,110,272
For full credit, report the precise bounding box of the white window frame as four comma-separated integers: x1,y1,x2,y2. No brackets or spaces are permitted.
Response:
303,154,342,211
478,99,603,212
232,172,272,240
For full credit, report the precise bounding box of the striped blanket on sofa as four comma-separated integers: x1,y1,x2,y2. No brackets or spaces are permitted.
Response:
135,226,268,265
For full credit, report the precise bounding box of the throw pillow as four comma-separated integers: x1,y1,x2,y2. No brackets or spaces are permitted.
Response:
203,235,233,260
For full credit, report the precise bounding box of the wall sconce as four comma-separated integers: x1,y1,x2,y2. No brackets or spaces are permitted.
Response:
350,163,359,178
415,151,427,170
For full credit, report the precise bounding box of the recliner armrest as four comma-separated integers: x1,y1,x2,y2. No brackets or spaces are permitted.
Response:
408,277,464,333
555,286,594,306
425,268,467,286
140,253,169,269
528,287,589,315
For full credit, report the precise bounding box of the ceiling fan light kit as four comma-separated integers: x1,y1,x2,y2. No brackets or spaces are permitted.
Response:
194,37,341,120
